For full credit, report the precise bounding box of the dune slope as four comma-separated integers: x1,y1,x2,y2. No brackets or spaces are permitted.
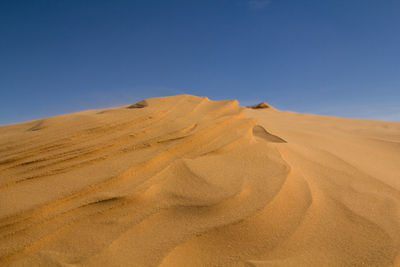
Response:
0,95,399,266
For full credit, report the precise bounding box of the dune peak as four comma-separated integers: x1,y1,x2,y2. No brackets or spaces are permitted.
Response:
248,102,274,109
128,99,148,109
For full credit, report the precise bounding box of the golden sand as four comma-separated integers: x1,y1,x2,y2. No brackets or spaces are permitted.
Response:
1,95,399,266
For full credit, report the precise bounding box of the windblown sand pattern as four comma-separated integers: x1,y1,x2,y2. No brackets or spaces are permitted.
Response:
1,95,400,266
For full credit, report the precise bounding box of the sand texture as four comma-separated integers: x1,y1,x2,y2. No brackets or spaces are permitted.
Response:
1,95,400,266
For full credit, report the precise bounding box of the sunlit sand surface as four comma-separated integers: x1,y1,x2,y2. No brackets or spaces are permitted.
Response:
1,95,399,266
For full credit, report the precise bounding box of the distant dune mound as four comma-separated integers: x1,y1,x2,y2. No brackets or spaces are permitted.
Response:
0,94,400,266
128,99,148,108
248,102,275,109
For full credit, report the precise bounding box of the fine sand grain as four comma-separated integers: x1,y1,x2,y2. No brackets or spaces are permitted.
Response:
0,95,399,266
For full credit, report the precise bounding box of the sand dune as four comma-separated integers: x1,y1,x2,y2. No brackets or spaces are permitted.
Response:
1,95,400,266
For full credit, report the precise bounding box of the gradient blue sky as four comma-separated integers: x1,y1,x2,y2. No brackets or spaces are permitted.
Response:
1,0,399,125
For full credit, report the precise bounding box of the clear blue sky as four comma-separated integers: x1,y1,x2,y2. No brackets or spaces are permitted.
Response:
1,0,399,125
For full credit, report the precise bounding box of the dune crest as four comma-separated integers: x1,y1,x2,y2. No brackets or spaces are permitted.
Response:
248,102,275,110
1,94,400,266
128,100,148,109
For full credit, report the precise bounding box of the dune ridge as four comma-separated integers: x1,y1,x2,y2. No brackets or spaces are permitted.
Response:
0,95,400,266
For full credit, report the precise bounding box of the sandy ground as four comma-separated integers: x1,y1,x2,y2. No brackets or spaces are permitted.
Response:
0,95,399,266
